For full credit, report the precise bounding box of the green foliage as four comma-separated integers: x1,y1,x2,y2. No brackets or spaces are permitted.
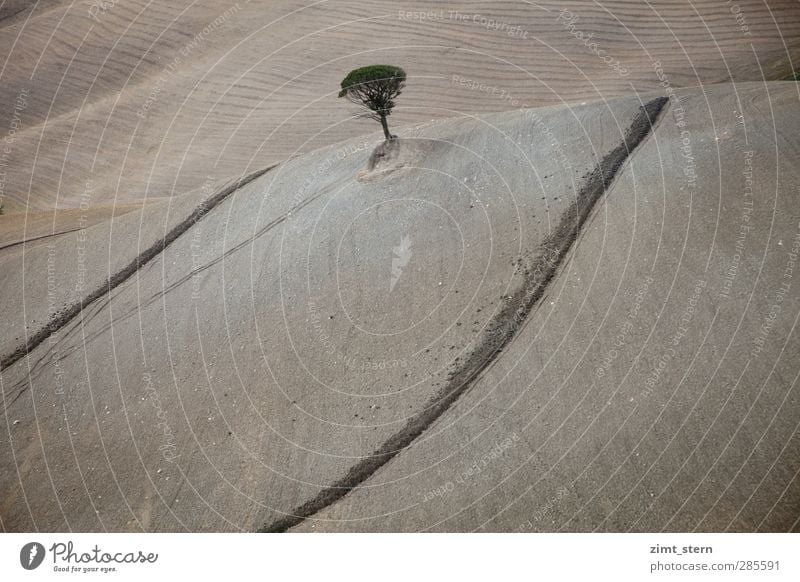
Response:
339,65,406,139
338,65,406,98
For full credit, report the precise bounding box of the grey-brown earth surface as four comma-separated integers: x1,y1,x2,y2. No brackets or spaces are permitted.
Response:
1,1,799,532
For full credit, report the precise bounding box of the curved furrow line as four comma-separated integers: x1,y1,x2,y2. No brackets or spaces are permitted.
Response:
0,164,277,377
259,95,670,533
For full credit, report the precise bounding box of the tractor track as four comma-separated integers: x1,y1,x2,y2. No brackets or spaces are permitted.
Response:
260,96,669,533
0,165,277,375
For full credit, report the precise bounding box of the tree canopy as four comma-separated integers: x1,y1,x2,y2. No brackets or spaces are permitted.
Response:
339,65,406,140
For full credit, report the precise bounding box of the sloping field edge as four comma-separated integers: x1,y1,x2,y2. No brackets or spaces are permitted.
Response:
260,96,669,532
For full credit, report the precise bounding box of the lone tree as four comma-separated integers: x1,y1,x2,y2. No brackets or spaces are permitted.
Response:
339,65,406,141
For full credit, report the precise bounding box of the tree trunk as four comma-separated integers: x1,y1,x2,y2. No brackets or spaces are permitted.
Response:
379,113,392,140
